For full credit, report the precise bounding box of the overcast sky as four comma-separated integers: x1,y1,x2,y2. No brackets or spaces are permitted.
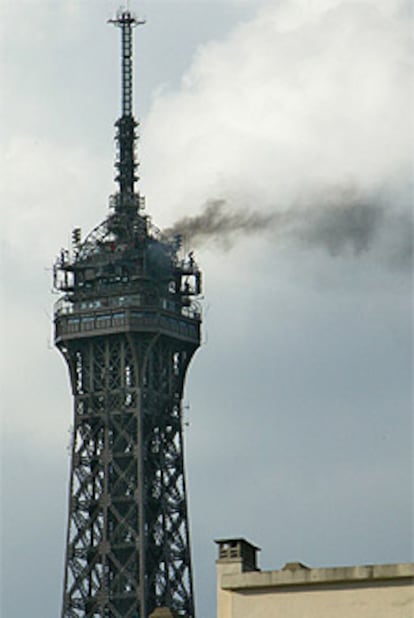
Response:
1,1,413,617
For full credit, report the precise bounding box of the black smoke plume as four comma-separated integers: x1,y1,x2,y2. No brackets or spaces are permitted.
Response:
164,191,412,269
164,199,278,249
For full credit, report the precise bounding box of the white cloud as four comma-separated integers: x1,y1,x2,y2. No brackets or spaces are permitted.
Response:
141,0,412,228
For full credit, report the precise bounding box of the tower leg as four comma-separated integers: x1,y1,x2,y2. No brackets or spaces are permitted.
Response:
60,335,195,617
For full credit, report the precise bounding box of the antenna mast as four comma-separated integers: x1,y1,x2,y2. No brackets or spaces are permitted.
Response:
109,10,145,204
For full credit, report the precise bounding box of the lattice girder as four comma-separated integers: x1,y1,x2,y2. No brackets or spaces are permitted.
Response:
60,332,196,617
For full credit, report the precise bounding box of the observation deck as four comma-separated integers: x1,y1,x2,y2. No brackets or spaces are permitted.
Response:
54,298,201,345
53,207,202,348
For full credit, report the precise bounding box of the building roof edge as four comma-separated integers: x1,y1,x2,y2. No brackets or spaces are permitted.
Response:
221,562,414,591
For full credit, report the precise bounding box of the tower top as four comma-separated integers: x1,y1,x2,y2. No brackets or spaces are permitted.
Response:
108,9,145,201
108,10,146,117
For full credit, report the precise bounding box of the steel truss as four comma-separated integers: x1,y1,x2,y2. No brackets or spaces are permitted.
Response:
61,333,196,617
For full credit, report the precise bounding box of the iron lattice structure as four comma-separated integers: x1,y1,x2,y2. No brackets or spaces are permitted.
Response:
54,11,201,618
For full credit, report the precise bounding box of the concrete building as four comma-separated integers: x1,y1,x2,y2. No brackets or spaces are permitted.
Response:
216,538,414,618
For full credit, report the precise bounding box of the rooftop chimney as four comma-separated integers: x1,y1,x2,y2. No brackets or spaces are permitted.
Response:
215,538,260,572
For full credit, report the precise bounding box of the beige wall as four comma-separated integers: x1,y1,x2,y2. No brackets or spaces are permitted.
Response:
217,560,414,618
227,583,414,618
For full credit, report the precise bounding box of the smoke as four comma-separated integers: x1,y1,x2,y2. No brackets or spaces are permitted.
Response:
164,199,275,249
143,0,413,272
164,188,412,268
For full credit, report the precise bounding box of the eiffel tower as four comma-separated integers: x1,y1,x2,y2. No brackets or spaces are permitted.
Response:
53,10,201,617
